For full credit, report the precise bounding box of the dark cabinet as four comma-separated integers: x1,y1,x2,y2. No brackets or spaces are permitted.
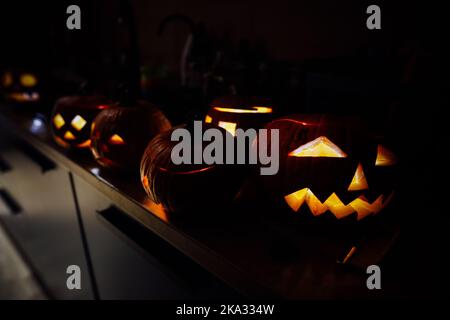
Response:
72,175,233,299
0,137,93,299
1,129,235,300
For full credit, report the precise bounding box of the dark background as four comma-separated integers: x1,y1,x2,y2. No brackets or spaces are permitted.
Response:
0,1,447,117
0,0,448,298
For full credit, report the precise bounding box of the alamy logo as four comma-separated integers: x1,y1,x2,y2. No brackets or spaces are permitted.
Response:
366,265,381,290
366,5,381,30
66,5,81,30
66,265,81,290
171,121,279,175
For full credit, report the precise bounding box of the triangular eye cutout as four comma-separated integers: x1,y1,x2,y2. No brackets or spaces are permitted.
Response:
348,163,369,191
288,136,347,158
109,134,125,145
20,73,37,87
375,145,397,166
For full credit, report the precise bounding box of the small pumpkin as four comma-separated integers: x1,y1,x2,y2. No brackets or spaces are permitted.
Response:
261,114,398,221
90,100,171,170
140,123,242,214
204,96,274,136
1,69,40,104
51,96,110,149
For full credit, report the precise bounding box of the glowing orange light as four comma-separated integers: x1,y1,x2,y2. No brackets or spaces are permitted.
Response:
64,131,76,140
20,74,37,87
289,136,347,158
284,188,390,220
71,115,87,131
53,114,65,129
109,134,125,145
77,139,91,148
143,199,169,223
213,106,273,114
271,118,310,126
218,121,237,136
142,176,149,188
158,166,214,174
91,147,101,158
342,246,357,264
205,115,213,123
2,72,13,87
375,144,397,166
7,92,39,102
54,136,70,148
347,163,369,191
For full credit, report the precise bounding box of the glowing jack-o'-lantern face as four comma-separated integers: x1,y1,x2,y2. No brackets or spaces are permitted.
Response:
263,115,398,221
90,101,171,170
51,96,110,150
1,70,40,104
205,96,274,136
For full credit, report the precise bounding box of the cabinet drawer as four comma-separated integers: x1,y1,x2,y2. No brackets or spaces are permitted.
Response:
73,175,235,299
0,140,93,299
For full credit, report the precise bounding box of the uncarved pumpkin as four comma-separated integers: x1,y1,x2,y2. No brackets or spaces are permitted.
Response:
140,123,243,214
205,96,274,136
51,96,110,150
261,114,398,221
90,100,171,170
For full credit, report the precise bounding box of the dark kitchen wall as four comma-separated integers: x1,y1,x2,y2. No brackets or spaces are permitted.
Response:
127,0,438,124
132,0,422,68
0,1,106,100
1,1,445,116
0,1,432,83
0,1,439,69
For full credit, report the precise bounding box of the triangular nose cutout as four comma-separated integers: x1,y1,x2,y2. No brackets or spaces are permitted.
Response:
348,163,369,191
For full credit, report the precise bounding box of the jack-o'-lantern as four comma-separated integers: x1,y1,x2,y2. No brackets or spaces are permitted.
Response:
1,69,40,104
261,114,398,221
205,96,274,136
140,123,243,214
91,100,171,170
51,96,110,149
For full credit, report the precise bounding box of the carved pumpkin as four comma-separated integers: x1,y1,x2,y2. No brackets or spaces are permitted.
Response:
261,114,398,221
90,101,171,170
1,69,40,104
51,96,110,149
205,96,274,136
140,123,242,214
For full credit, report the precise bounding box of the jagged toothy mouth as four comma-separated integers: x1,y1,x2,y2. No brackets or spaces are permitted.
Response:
284,188,394,220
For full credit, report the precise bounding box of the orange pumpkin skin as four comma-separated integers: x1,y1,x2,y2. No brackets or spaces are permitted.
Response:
205,96,274,136
90,101,171,170
261,114,398,222
140,124,243,215
51,96,110,150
